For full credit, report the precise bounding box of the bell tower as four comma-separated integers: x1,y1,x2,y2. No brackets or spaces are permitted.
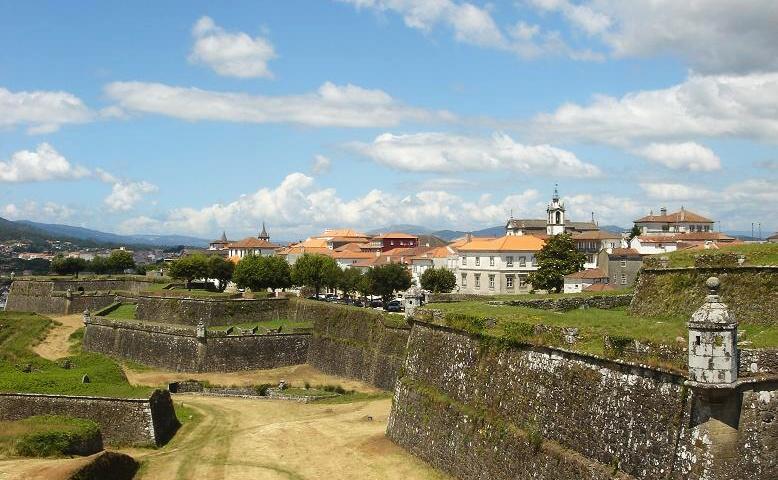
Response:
546,184,566,235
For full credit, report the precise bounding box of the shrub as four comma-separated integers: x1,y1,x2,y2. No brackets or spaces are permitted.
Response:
304,382,311,390
255,384,272,396
12,415,100,457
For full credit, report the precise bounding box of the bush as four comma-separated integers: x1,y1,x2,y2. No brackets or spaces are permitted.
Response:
12,415,100,457
444,313,486,333
304,382,311,390
255,384,272,396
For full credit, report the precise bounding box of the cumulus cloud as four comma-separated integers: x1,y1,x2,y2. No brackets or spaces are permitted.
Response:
189,16,276,78
0,143,90,182
0,87,93,134
640,180,778,208
1,201,74,222
348,131,601,177
633,142,721,172
103,180,158,212
311,154,332,174
104,81,455,128
531,72,778,145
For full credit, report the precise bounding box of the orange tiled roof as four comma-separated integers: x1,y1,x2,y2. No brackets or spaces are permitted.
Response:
610,248,641,257
565,268,607,280
372,232,419,239
458,235,545,252
634,208,713,224
584,283,616,292
229,237,280,249
573,230,621,240
319,228,368,238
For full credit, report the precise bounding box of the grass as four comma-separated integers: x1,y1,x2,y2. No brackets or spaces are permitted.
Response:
0,312,153,398
0,415,100,458
659,243,778,267
208,319,313,332
426,302,778,363
103,303,138,320
312,391,393,404
142,288,241,298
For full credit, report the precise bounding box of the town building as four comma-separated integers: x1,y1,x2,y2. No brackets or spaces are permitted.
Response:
227,225,280,261
455,235,544,295
573,230,624,269
409,245,457,286
563,268,611,294
597,248,643,289
630,232,736,255
506,186,598,237
362,232,419,252
209,231,230,250
633,207,714,235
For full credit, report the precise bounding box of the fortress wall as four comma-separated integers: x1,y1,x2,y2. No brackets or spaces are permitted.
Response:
0,390,178,446
134,295,288,326
631,267,778,325
298,299,410,390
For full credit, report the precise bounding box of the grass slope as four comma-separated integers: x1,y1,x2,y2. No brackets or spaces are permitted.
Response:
660,243,778,267
0,415,100,458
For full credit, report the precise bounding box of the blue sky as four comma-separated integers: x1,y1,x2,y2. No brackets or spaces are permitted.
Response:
1,0,776,240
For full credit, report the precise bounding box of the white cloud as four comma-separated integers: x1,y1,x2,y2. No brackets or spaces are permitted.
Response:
532,72,778,145
0,143,90,182
311,154,332,174
189,16,276,79
0,87,93,134
104,81,455,128
348,131,601,176
103,180,158,212
1,201,74,222
633,142,721,172
639,183,712,201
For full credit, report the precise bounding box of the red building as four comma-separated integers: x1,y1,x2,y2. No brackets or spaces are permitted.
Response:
363,232,419,252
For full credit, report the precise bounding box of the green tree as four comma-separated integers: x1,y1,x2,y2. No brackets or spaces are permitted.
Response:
168,254,209,289
527,233,586,293
338,267,364,298
233,255,291,293
419,267,457,293
290,254,340,298
628,225,642,244
367,263,412,301
51,255,88,278
208,255,234,291
89,256,110,274
106,250,135,273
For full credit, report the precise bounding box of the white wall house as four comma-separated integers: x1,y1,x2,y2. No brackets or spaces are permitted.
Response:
629,236,679,255
410,246,456,286
228,238,280,260
634,207,714,235
455,236,544,295
563,268,610,294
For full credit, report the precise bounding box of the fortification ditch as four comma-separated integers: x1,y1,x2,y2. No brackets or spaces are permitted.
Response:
82,317,309,372
631,266,778,325
0,389,178,446
134,295,289,326
387,321,778,479
298,299,410,390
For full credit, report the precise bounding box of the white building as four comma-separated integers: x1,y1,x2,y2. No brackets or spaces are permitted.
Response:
506,186,598,237
227,225,280,261
563,268,611,294
634,207,714,235
455,235,544,295
409,245,457,286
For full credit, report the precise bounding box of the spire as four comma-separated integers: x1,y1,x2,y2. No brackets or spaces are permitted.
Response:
220,231,227,242
258,222,269,241
553,183,559,201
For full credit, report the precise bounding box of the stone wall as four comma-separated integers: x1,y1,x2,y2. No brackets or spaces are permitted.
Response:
300,299,410,390
135,295,289,326
740,349,778,376
388,321,778,480
0,390,178,446
5,278,147,314
491,293,633,311
82,316,309,372
631,267,778,325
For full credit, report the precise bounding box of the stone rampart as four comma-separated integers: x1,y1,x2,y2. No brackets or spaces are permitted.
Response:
82,317,309,372
491,293,633,311
134,295,288,326
631,266,778,325
388,321,778,479
0,389,178,446
5,278,153,314
299,299,410,390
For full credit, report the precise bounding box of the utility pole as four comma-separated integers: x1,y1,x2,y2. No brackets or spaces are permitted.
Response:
758,222,762,241
752,222,755,240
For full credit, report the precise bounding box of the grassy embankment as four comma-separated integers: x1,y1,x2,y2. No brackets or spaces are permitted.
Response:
0,311,152,398
424,303,778,364
0,415,100,458
657,242,778,267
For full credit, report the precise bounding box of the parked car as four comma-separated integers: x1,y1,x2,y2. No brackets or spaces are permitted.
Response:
370,299,384,308
384,299,403,312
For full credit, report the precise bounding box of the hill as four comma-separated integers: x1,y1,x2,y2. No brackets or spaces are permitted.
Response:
16,220,208,248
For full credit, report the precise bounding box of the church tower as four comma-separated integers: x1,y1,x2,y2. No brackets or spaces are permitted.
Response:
258,222,270,242
546,184,566,235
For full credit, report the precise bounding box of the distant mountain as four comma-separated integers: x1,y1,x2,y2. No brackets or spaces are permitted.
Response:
366,224,435,235
14,220,208,248
600,225,628,234
0,217,53,242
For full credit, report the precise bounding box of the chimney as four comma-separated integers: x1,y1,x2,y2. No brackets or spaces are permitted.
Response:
660,207,667,217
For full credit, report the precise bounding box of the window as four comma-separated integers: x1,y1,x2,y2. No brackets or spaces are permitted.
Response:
488,274,495,290
474,274,481,289
506,256,514,267
518,275,526,288
475,257,480,266
621,273,627,285
461,273,467,287
489,256,495,266
461,256,466,266
506,275,514,288
518,256,526,267
620,260,627,267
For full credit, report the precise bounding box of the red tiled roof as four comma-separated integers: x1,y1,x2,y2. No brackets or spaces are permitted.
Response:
229,237,280,249
584,283,616,292
573,230,622,240
565,268,607,280
458,235,545,252
610,248,641,257
372,232,419,240
634,208,713,224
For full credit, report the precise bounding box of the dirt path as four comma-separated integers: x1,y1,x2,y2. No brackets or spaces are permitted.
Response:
31,314,82,360
125,395,448,480
124,363,383,393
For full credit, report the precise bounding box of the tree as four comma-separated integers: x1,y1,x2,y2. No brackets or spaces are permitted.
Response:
338,267,364,298
366,263,412,301
420,267,457,293
106,250,135,273
208,255,234,291
290,254,340,298
168,254,209,289
51,255,88,278
628,225,641,244
233,255,291,293
89,256,110,274
527,233,586,293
